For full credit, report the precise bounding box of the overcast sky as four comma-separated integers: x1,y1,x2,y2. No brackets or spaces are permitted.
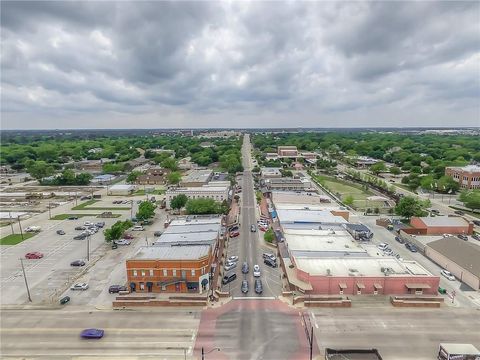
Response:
1,1,479,129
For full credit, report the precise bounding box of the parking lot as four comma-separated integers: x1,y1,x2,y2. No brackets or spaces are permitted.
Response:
0,192,168,307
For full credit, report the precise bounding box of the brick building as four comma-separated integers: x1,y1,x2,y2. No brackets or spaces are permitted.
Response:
445,165,480,189
409,216,473,235
126,245,212,294
277,146,298,158
136,168,170,185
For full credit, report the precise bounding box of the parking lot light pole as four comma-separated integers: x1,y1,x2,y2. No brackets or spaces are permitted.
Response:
20,258,32,302
9,212,15,235
17,216,24,240
86,233,90,262
48,202,52,219
201,347,220,360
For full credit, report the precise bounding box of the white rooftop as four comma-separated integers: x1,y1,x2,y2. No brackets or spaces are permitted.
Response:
284,229,365,254
168,186,228,193
109,184,136,190
182,169,213,183
169,216,222,227
276,207,348,224
132,245,210,260
448,165,480,173
419,216,469,227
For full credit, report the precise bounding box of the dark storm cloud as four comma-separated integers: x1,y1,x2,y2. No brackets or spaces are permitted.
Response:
1,1,479,129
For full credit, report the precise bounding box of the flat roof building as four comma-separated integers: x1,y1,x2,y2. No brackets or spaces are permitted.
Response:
264,178,313,192
260,167,282,178
445,165,480,189
107,184,137,195
165,185,229,209
180,169,213,187
409,216,473,235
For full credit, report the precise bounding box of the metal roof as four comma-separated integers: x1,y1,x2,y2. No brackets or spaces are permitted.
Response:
428,237,480,277
132,245,210,260
418,216,469,227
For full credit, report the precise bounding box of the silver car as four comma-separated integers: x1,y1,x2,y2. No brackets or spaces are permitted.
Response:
224,262,237,271
241,280,249,294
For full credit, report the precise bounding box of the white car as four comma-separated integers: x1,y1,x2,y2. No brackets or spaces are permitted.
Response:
377,243,389,251
70,282,89,291
227,255,239,263
114,239,131,245
25,226,41,233
132,225,144,231
253,265,261,277
84,222,93,227
441,270,455,281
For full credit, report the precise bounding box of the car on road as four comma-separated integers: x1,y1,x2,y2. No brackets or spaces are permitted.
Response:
154,231,163,237
25,252,43,259
25,226,41,233
75,226,86,231
224,262,237,271
228,255,239,263
108,285,127,294
241,262,249,274
253,265,261,277
59,296,70,305
431,209,440,215
229,231,240,238
114,239,131,245
454,210,465,215
457,234,468,241
405,243,418,252
70,282,89,291
73,234,87,240
472,234,480,241
262,253,276,262
123,233,134,239
132,225,144,231
441,270,455,281
222,272,236,285
473,220,480,226
80,328,104,339
254,279,263,294
67,216,79,220
70,260,86,267
250,224,256,232
395,236,405,244
241,280,249,294
56,230,66,235
264,258,277,268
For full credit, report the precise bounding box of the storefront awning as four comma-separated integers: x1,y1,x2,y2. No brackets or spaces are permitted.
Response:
356,283,365,289
373,283,383,289
339,283,347,289
405,283,431,289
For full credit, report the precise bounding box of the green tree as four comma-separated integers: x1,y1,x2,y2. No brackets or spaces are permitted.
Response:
459,190,480,210
420,175,435,191
170,194,188,211
26,160,55,180
186,198,222,215
167,171,182,185
370,161,387,175
437,176,459,193
390,166,401,176
343,195,354,207
394,196,430,219
126,171,142,184
161,157,178,171
264,229,274,243
136,201,156,221
104,220,133,242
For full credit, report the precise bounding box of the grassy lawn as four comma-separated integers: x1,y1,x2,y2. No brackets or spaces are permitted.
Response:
1,233,36,246
72,200,130,211
133,189,165,196
51,213,100,220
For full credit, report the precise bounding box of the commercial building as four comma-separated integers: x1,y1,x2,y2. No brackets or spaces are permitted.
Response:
260,167,282,178
354,156,379,168
264,177,313,192
136,168,170,185
180,169,213,187
445,165,480,189
165,185,229,209
409,216,473,235
107,184,137,196
126,245,212,293
425,237,480,291
91,174,116,184
277,146,299,158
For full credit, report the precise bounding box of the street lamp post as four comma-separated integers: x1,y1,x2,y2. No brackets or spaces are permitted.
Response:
17,215,24,240
48,202,52,220
86,233,90,262
20,258,32,302
201,347,220,360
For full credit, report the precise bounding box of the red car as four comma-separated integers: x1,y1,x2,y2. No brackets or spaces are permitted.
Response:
25,252,44,259
123,234,134,240
229,231,240,238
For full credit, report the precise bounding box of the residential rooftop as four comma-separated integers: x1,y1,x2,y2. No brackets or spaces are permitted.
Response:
132,245,210,260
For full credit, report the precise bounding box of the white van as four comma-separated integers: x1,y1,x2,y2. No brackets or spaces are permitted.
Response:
377,243,389,251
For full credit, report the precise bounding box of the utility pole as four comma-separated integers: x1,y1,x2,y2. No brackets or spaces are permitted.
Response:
17,216,24,240
9,211,15,234
48,202,52,219
86,233,90,262
130,200,134,219
20,258,32,302
75,191,78,206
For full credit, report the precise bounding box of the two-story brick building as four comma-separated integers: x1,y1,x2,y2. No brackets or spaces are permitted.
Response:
445,165,480,189
126,245,212,294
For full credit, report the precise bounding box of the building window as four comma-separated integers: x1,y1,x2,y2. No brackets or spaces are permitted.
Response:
141,270,146,277
191,269,195,276
173,269,177,277
161,285,166,291
201,267,205,275
149,269,154,276
163,269,167,276
140,282,145,290
133,270,137,277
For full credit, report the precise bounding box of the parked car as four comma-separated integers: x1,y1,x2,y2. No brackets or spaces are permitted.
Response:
228,255,239,263
241,280,249,294
457,234,468,241
241,262,249,274
95,222,105,228
70,260,86,267
108,285,127,294
56,230,66,235
441,269,455,281
264,258,277,268
472,220,480,226
224,262,237,272
229,231,240,238
431,209,440,214
377,243,389,251
262,253,276,262
25,252,43,259
254,279,263,294
132,225,144,231
75,226,86,231
70,282,89,291
454,210,465,215
80,328,104,339
67,216,79,220
384,248,394,255
395,236,405,244
59,296,70,305
154,231,163,237
84,222,93,227
222,272,237,285
114,239,131,246
472,234,480,241
111,243,118,249
250,224,257,232
25,226,41,233
253,264,261,277
405,243,418,252
73,234,87,240
123,233,134,239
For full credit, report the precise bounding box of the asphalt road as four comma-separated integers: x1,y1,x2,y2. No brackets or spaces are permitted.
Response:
310,306,480,360
222,134,281,298
0,308,201,359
